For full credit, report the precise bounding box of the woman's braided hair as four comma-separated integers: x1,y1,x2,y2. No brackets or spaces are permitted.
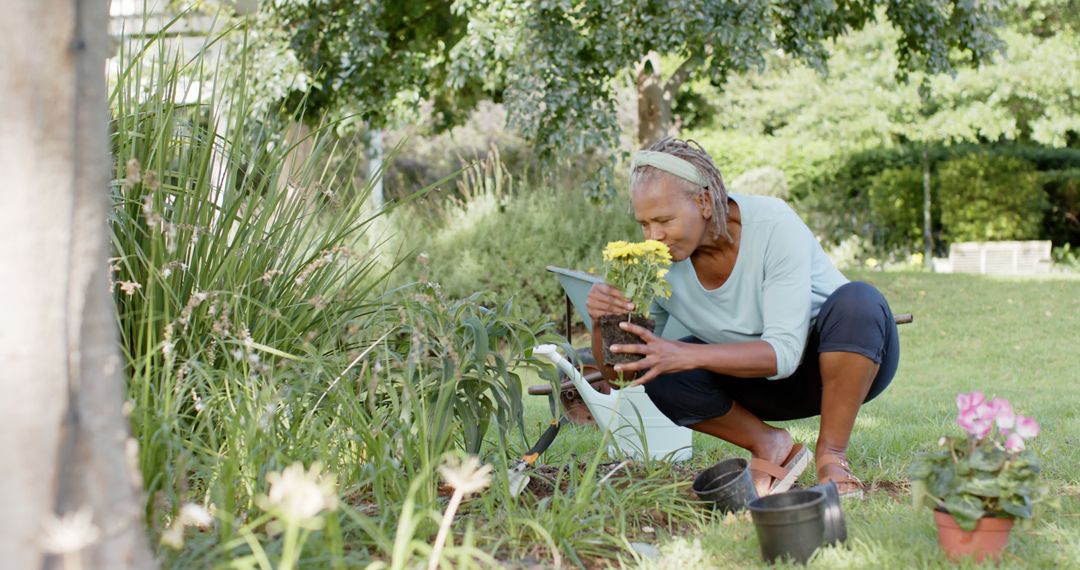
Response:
629,137,732,243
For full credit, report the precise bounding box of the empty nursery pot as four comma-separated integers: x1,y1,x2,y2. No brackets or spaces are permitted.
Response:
807,481,847,545
749,490,826,564
692,458,758,513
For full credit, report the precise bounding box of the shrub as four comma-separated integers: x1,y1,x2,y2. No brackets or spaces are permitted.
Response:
865,165,931,255
937,154,1046,242
729,166,790,200
392,183,641,327
1041,168,1080,246
802,144,1079,258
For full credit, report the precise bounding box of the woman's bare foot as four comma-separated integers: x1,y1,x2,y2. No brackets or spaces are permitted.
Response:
748,429,795,496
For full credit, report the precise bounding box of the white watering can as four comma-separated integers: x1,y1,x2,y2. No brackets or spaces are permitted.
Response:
533,344,693,462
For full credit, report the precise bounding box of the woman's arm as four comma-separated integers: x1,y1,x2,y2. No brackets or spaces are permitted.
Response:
610,324,778,385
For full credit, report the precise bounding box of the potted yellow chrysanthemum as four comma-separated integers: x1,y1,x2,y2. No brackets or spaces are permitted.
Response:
598,240,673,367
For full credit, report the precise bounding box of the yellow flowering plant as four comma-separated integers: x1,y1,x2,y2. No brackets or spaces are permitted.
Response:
602,240,673,318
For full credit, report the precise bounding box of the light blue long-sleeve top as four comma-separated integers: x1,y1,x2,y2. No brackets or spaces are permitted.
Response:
650,194,849,379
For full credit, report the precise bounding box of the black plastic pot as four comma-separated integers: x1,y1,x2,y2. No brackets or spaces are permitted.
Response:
807,481,847,545
692,458,758,513
749,490,826,564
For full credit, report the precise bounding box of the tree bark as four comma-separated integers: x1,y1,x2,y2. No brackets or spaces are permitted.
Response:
277,120,315,193
922,148,934,271
368,129,385,209
635,52,703,148
635,52,669,147
0,1,154,568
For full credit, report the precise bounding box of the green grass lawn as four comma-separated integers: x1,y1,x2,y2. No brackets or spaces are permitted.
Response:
512,271,1080,568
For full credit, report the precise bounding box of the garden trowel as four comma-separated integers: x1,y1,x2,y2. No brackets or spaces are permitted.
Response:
508,417,566,497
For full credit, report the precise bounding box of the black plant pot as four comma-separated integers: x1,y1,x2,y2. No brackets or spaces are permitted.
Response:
692,458,758,513
597,313,655,366
749,490,826,564
807,481,847,546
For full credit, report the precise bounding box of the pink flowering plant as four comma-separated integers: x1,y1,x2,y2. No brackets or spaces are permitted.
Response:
910,391,1048,530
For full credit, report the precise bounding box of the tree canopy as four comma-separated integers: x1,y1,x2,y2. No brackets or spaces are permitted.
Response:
681,1,1079,184
243,1,1006,195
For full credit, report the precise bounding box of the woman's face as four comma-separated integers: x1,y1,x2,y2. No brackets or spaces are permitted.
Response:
630,174,711,262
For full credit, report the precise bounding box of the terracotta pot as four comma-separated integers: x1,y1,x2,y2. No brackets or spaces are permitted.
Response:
934,510,1014,563
597,313,655,367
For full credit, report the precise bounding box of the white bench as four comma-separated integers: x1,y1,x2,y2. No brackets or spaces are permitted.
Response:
946,241,1052,275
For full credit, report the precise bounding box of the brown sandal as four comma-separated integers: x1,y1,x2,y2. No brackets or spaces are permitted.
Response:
816,454,865,499
750,443,813,495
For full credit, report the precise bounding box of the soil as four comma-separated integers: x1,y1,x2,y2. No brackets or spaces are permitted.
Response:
597,313,655,366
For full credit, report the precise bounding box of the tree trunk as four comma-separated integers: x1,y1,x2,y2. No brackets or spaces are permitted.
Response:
635,52,702,148
368,129,385,209
0,1,154,568
922,148,934,271
636,52,670,148
277,120,315,193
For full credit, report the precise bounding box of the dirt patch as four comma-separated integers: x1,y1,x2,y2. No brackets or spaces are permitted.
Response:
523,460,700,498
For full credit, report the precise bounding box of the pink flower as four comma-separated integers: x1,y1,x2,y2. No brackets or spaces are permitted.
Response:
1004,433,1025,452
957,406,993,440
1015,415,1040,440
956,391,986,412
989,398,1015,432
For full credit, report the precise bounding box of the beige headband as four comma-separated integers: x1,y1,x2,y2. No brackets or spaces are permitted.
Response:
631,150,706,187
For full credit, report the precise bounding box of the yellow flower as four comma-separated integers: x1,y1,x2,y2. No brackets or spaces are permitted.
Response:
602,240,673,313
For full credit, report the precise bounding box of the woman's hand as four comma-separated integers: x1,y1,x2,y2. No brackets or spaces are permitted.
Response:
610,322,694,386
586,283,634,320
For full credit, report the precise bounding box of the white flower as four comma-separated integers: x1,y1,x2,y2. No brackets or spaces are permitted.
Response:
41,507,100,555
117,281,142,296
258,462,339,525
178,504,213,528
438,455,493,496
161,503,214,549
160,525,185,549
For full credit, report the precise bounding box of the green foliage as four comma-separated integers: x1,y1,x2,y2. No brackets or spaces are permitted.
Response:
392,183,642,326
728,166,790,200
110,38,388,522
1051,243,1080,270
937,155,1046,242
108,31,556,567
1041,168,1080,245
682,12,1080,257
263,0,474,127
909,435,1046,531
866,166,928,255
796,144,1080,256
601,240,673,318
366,283,544,456
248,1,1004,198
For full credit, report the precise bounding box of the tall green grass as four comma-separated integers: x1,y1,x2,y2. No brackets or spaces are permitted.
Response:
108,20,711,569
108,15,1080,570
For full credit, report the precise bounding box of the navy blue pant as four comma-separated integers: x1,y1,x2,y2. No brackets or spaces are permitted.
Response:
644,282,899,424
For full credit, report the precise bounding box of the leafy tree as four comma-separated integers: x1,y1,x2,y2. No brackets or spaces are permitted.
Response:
251,0,1004,197
682,3,1079,257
